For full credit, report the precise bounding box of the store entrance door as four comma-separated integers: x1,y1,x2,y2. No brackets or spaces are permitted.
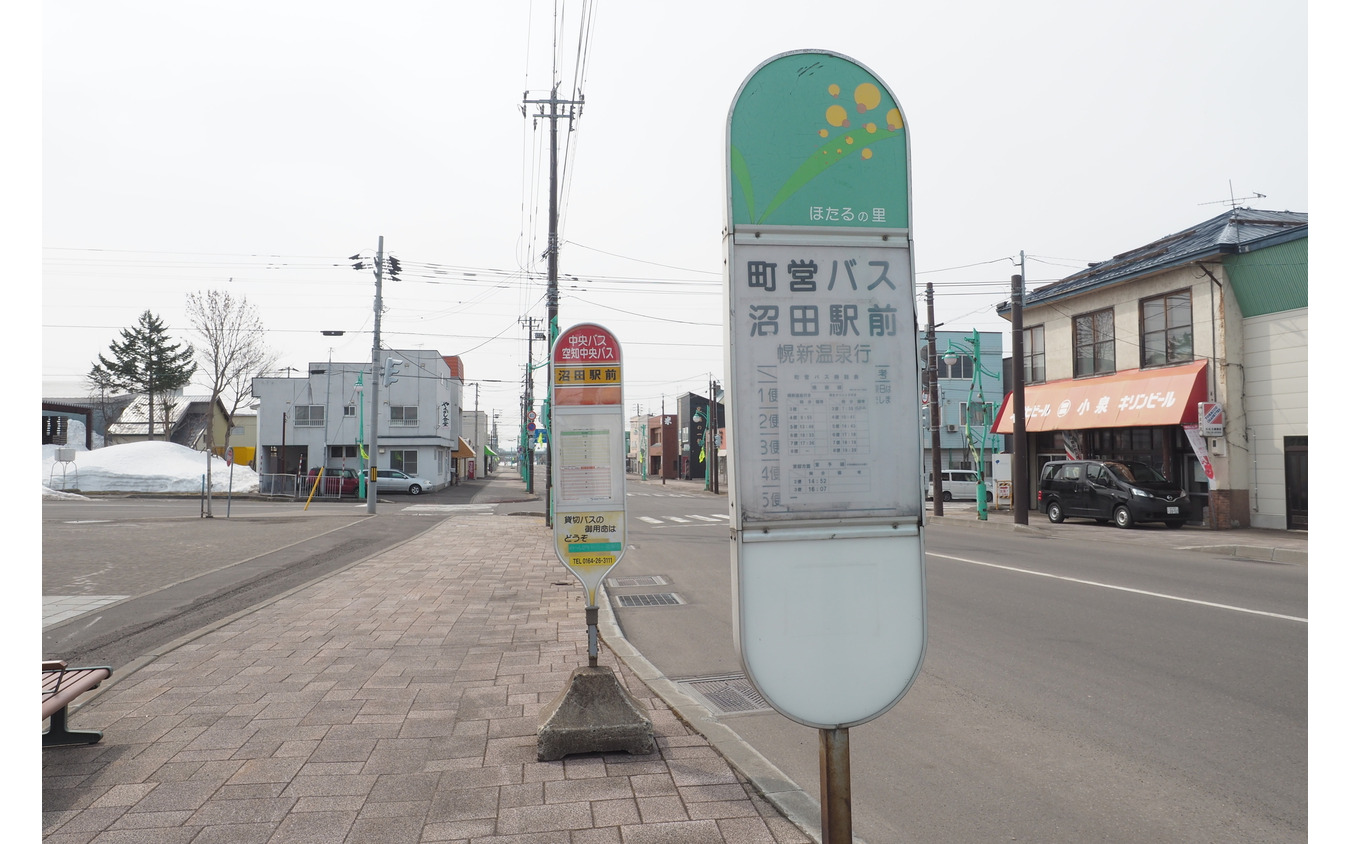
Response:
1284,436,1308,530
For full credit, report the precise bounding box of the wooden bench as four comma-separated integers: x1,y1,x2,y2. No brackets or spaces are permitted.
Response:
42,660,112,747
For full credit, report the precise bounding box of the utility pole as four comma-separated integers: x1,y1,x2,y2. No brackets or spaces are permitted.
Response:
350,236,401,514
524,85,583,527
926,282,944,515
367,235,384,515
1011,253,1029,525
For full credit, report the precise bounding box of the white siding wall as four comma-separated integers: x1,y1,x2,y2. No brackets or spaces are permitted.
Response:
251,350,462,490
1026,266,1219,384
1242,310,1309,530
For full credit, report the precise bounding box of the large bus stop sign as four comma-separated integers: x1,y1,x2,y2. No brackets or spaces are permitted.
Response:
550,323,627,608
726,51,925,729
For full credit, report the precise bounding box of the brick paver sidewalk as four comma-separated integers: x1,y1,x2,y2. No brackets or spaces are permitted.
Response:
42,513,813,843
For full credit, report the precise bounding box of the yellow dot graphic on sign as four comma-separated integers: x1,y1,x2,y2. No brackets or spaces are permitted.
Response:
861,148,873,160
828,83,841,97
819,128,829,138
887,108,904,130
825,104,849,128
854,82,881,112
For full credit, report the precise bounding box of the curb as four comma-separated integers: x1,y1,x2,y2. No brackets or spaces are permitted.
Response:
596,582,830,844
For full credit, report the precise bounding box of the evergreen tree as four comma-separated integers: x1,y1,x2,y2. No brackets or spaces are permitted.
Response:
95,310,197,440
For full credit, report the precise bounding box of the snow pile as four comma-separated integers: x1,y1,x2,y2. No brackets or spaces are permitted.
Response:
42,440,260,495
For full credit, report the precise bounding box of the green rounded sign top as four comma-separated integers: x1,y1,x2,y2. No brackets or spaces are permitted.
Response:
728,51,910,230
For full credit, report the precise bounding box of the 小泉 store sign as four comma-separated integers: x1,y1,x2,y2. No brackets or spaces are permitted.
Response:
993,360,1209,433
550,323,626,608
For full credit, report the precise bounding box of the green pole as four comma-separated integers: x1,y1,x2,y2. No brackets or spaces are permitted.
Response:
971,331,988,521
356,372,367,498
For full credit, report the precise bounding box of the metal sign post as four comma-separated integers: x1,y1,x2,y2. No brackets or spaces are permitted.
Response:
537,323,655,762
725,51,926,842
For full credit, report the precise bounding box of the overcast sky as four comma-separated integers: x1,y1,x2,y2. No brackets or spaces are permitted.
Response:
32,1,1311,450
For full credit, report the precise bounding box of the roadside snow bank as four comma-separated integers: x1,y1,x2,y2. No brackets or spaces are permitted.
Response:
42,441,260,494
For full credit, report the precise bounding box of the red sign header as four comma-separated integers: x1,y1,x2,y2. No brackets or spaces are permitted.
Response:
553,324,620,365
552,323,622,407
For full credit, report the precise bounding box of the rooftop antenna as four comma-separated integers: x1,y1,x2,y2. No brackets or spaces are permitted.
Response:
1200,180,1266,209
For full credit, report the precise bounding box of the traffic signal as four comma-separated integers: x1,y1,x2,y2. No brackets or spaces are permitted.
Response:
383,357,404,386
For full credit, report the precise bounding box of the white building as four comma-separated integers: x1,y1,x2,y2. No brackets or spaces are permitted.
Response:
994,208,1307,530
460,408,489,480
251,351,464,490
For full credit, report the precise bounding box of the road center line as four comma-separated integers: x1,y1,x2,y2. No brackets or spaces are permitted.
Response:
928,552,1307,623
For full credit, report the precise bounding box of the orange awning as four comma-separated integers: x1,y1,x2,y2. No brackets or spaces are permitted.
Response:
452,437,474,458
993,360,1207,433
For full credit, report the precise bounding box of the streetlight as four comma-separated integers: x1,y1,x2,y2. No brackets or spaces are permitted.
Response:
943,331,997,520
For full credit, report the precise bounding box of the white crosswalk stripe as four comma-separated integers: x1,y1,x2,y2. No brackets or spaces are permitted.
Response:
634,513,731,527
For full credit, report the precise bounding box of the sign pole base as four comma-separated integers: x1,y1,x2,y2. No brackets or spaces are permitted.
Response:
536,665,655,762
820,727,852,843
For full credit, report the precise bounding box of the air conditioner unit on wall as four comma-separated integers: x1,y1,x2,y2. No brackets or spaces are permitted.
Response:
945,424,958,433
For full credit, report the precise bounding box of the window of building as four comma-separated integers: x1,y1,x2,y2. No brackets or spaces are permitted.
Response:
919,346,973,379
1023,325,1046,384
344,404,356,417
390,406,418,426
941,353,972,380
328,445,359,459
390,450,417,474
294,405,325,427
1140,290,1193,367
1073,308,1115,377
958,400,995,428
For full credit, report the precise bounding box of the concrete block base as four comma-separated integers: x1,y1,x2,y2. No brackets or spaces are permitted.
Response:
537,665,656,761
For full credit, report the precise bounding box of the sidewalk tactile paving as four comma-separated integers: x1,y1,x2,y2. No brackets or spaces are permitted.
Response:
43,507,816,843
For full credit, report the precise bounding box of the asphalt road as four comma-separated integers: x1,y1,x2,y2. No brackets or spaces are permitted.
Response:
41,480,513,669
611,481,1308,843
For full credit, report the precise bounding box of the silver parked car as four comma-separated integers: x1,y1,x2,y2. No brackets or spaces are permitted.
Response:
362,468,432,495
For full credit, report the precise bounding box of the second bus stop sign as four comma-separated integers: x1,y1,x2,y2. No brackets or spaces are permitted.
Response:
725,51,926,729
550,323,627,608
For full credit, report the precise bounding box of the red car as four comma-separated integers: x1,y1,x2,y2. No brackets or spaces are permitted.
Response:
306,467,360,497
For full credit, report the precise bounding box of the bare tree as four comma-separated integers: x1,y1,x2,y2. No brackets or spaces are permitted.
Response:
85,363,120,444
186,289,277,516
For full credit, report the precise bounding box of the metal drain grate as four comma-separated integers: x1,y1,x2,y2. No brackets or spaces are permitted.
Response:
607,575,669,588
680,674,770,715
614,592,683,607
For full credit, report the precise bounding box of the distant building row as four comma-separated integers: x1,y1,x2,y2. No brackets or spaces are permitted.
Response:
43,348,497,492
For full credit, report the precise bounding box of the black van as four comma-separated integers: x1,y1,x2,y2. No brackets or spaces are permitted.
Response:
1037,459,1191,529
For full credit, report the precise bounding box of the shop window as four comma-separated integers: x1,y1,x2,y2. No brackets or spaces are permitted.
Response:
1140,290,1193,367
1073,308,1115,377
1023,325,1046,384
